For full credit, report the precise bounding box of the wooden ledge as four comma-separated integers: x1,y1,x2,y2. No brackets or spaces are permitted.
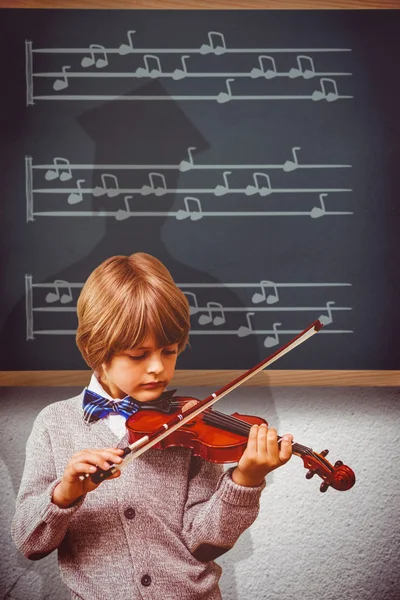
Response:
0,370,398,386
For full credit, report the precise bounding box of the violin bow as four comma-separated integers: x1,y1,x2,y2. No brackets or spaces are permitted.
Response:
90,319,326,483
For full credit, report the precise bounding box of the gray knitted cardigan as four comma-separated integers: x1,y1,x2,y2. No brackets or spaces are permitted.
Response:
11,392,265,600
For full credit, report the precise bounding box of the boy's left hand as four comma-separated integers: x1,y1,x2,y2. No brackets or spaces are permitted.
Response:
232,424,293,487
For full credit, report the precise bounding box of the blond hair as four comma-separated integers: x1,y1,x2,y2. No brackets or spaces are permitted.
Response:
76,253,190,371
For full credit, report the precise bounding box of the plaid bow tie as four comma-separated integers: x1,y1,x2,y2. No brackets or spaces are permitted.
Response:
82,389,142,424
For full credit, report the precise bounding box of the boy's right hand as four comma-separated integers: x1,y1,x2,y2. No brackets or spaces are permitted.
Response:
52,447,124,508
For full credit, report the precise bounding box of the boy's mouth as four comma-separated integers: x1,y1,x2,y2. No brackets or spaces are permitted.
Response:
140,381,165,389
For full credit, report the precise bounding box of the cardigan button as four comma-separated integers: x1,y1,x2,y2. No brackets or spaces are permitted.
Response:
124,507,136,520
141,574,152,586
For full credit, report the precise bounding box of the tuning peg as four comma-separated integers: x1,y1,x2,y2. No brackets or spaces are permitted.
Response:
334,460,343,467
320,482,330,493
305,469,316,479
320,449,329,457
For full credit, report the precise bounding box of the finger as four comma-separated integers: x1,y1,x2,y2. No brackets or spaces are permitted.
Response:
279,434,293,463
256,424,268,459
246,424,259,455
266,428,279,462
71,451,122,472
181,399,198,413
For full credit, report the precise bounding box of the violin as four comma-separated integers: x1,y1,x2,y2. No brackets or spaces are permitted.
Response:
90,319,356,493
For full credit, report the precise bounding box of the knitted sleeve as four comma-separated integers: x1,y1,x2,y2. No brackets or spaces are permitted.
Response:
11,408,85,560
182,456,265,562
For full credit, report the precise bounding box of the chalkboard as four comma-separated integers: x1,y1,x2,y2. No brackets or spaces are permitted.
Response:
0,8,399,371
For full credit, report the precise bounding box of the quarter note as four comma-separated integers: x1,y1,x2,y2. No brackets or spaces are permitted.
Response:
264,322,282,348
45,157,72,182
245,173,272,197
217,78,234,104
93,174,120,198
252,280,279,305
67,179,85,205
179,147,197,172
115,196,134,221
118,30,136,55
319,301,335,326
135,55,162,78
81,44,108,69
312,78,339,102
310,193,327,219
200,31,226,55
237,312,255,338
214,171,232,196
198,302,226,327
53,66,70,91
176,197,203,221
288,55,315,79
45,280,73,304
250,55,277,79
140,172,167,196
172,55,190,80
283,147,301,172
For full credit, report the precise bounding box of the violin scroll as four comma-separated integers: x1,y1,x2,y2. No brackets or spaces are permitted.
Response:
300,447,356,492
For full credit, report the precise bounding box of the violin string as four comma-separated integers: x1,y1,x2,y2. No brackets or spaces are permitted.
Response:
170,401,316,458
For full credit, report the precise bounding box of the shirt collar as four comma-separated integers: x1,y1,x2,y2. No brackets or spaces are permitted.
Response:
88,373,123,403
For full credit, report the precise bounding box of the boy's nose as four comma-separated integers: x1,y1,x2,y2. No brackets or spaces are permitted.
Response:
147,355,164,374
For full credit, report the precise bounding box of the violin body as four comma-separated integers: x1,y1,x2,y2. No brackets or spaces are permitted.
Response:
126,396,268,464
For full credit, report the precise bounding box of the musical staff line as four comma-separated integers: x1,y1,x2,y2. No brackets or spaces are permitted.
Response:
31,210,353,219
32,187,352,195
30,281,352,289
31,93,353,102
33,70,353,80
31,163,351,171
28,328,353,336
33,305,352,313
31,47,352,55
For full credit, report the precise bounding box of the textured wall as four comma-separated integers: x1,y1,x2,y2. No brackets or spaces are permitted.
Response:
1,385,399,600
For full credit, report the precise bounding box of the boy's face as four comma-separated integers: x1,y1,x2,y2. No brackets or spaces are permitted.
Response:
99,333,179,401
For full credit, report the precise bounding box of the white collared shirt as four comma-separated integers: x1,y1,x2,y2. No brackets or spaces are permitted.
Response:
87,373,127,439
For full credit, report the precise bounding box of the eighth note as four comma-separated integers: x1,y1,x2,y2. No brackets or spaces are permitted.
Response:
237,312,255,338
45,157,72,182
68,179,85,205
118,30,136,55
198,302,226,327
289,55,315,79
217,78,234,104
214,171,232,196
250,55,277,79
115,196,134,221
53,66,70,91
172,55,190,80
252,280,279,305
200,31,226,55
283,147,301,172
81,44,108,69
319,301,335,326
93,174,120,198
179,147,197,172
140,172,167,196
312,78,339,102
46,280,73,304
245,173,272,197
176,197,203,221
264,322,282,348
183,291,200,316
310,194,327,219
135,55,162,78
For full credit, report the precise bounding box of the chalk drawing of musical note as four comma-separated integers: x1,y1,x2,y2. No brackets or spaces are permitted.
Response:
252,281,279,305
172,55,190,80
118,30,136,55
67,179,85,205
135,54,162,78
176,197,203,221
81,44,108,69
179,147,197,172
198,302,226,326
310,193,328,218
264,322,282,348
140,172,167,196
214,171,232,196
289,55,315,79
217,78,235,104
53,66,70,91
45,280,73,304
283,147,301,172
319,301,335,325
115,195,134,221
93,174,120,197
200,31,227,55
245,173,272,196
45,157,72,182
250,55,277,79
237,312,255,338
184,292,200,316
312,78,339,102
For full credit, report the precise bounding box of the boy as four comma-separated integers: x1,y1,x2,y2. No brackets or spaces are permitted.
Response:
12,253,293,600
